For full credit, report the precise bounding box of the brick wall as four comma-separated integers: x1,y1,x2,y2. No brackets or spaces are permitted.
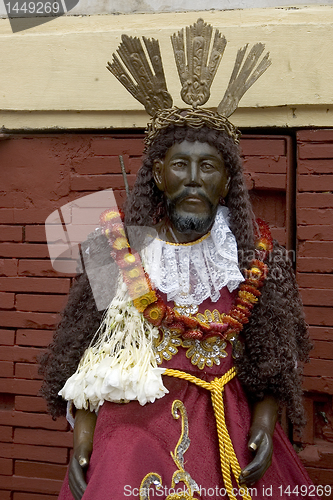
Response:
0,132,323,498
0,134,144,499
296,130,333,493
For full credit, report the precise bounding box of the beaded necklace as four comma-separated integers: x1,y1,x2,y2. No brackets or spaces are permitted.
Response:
100,208,273,348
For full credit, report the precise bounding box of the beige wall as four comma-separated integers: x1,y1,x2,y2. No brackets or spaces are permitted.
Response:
0,5,333,130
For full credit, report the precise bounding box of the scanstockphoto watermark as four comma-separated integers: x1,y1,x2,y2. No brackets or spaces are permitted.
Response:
4,0,80,32
124,484,258,497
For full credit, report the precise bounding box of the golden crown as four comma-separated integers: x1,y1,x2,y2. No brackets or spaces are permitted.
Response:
107,19,271,146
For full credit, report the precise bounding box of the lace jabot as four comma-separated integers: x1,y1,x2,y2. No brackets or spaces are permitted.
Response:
140,206,244,306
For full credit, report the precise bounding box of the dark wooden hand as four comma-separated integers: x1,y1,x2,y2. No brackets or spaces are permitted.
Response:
69,409,97,500
239,395,278,486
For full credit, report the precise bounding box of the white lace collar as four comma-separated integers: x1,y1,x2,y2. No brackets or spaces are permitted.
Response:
140,206,244,306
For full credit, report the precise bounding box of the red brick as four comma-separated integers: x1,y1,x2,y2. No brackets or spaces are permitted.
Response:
298,142,333,159
297,129,333,142
303,358,333,377
298,442,333,470
72,154,130,175
0,277,70,294
18,260,73,277
306,467,333,485
15,363,42,380
16,294,66,313
250,173,286,190
301,288,333,307
14,493,58,500
296,273,333,289
297,208,333,225
15,460,67,481
13,209,54,225
0,490,11,500
0,379,41,396
0,210,15,224
0,426,13,443
303,376,333,395
0,345,44,363
240,138,286,156
0,311,58,329
309,326,333,341
25,226,47,243
297,225,333,241
298,241,333,258
304,306,333,326
0,226,23,242
113,189,127,207
15,396,47,413
16,330,54,347
0,293,15,309
0,361,14,377
0,458,12,475
0,259,18,277
311,340,333,359
14,428,73,448
69,173,136,191
0,192,26,209
297,258,333,273
269,227,286,246
298,159,333,174
0,475,63,495
297,193,333,208
0,243,49,259
298,175,333,192
0,411,67,431
0,330,15,346
242,156,287,174
128,157,142,174
0,442,67,464
90,137,144,156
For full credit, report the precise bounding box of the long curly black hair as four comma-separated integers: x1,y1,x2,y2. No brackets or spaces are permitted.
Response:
40,125,311,425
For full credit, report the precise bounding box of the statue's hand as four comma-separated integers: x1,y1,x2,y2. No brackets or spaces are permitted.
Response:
69,409,97,500
68,442,91,500
238,425,273,486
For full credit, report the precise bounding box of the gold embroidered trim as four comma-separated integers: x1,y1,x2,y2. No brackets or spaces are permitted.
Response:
159,231,210,247
139,399,199,499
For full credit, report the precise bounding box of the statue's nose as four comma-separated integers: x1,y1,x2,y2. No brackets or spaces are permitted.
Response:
186,162,202,187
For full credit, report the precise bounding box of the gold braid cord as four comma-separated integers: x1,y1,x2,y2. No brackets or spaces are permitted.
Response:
164,367,252,500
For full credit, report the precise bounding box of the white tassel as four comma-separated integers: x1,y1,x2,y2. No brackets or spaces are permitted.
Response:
59,277,168,411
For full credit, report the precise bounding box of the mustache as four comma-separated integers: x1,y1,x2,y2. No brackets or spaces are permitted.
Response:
167,188,213,207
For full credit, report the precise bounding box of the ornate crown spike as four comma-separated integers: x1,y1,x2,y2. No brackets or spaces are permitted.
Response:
171,18,227,108
107,34,173,117
217,43,272,118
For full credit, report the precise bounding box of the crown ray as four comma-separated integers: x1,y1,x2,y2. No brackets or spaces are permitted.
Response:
217,43,272,118
171,19,226,108
107,34,172,117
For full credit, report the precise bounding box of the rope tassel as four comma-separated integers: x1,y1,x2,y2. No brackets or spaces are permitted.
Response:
164,367,252,500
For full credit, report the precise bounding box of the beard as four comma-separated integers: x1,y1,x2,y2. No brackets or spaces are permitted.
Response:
166,191,217,235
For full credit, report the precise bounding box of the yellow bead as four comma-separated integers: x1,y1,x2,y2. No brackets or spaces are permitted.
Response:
124,253,136,263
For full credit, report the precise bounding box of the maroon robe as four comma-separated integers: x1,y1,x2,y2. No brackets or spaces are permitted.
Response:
58,288,318,500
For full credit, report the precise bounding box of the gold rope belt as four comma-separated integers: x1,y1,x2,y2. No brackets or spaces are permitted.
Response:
164,367,252,500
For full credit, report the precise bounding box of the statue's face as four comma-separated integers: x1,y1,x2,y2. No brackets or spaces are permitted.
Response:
153,140,229,239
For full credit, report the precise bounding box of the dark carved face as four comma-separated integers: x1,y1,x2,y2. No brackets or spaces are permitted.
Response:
153,140,229,240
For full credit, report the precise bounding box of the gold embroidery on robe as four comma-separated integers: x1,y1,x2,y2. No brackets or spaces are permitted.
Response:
139,400,199,500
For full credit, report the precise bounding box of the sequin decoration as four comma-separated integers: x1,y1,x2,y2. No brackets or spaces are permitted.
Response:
154,328,182,365
182,336,228,369
139,400,199,500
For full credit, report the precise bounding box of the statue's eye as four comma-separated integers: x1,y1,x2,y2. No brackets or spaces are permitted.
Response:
172,160,187,168
201,161,215,171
